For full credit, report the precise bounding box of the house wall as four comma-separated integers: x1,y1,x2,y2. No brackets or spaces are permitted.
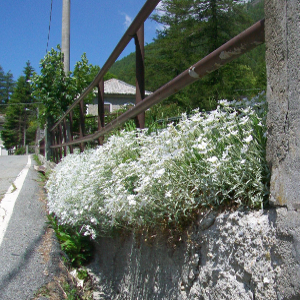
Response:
105,95,135,108
88,95,136,115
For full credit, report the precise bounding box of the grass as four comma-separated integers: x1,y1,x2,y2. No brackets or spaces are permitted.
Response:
11,182,17,193
33,154,42,166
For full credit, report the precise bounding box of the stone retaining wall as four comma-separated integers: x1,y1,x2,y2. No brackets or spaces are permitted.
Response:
88,208,300,300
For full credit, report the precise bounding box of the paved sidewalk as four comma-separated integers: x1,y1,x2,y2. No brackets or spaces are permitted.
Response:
0,156,64,300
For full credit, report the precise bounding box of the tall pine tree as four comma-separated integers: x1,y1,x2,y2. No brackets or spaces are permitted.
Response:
0,65,15,113
1,62,36,149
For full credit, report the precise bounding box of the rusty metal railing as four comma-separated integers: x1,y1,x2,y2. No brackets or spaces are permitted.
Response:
49,0,265,163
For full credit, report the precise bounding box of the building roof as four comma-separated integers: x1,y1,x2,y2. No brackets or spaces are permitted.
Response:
103,78,152,96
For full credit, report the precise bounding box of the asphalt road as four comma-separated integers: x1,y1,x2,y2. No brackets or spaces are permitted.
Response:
0,155,60,300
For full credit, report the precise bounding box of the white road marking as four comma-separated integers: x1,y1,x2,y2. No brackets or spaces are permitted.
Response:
0,156,31,247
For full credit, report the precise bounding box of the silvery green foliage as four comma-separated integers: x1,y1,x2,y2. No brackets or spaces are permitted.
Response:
46,94,269,238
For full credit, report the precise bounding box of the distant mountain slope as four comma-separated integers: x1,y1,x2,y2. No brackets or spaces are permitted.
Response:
109,52,136,86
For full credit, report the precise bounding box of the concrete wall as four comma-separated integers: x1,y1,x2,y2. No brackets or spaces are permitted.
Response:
265,0,300,210
88,209,300,300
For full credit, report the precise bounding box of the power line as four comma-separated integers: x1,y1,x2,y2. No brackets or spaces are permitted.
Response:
46,0,54,54
0,102,42,106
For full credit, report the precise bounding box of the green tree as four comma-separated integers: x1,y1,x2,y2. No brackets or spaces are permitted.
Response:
150,0,257,108
110,0,265,114
0,66,6,106
72,53,116,104
1,62,36,149
72,53,100,102
242,0,266,92
71,53,117,134
0,66,15,113
32,47,116,128
109,52,136,85
4,71,15,104
32,46,75,127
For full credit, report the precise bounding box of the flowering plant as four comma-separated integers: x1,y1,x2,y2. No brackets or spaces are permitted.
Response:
46,94,269,238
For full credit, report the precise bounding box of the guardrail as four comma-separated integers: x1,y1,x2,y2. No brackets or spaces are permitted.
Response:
48,0,265,163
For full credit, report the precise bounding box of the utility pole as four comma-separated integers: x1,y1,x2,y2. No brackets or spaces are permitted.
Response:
45,0,70,160
62,0,70,73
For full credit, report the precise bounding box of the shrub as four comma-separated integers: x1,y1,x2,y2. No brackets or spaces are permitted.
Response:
15,147,26,155
47,214,94,267
46,94,269,238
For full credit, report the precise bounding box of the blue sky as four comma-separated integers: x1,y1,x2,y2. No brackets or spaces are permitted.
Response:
0,0,160,81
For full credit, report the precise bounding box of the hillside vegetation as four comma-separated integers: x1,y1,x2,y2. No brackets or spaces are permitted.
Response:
110,0,265,113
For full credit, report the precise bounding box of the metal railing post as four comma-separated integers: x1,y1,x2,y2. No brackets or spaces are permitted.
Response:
97,79,105,145
79,100,85,152
69,111,74,154
57,127,63,161
52,129,59,163
62,120,68,157
135,23,145,129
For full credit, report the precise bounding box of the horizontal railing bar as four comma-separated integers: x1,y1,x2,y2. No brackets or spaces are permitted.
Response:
51,19,265,149
51,0,161,132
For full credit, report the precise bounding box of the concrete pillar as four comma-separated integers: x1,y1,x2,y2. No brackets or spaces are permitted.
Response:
62,0,70,74
265,0,300,210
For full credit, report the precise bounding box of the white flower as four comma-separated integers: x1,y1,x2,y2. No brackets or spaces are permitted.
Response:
241,145,248,154
230,130,238,136
222,150,229,160
207,156,218,163
127,195,136,206
153,168,165,178
129,199,136,206
244,135,253,143
195,141,207,150
218,99,228,106
165,191,172,198
240,116,249,125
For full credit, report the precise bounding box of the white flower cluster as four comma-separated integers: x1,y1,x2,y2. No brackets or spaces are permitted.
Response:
46,94,269,238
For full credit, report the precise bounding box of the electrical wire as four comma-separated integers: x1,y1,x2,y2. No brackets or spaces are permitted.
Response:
46,0,54,54
0,103,43,106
